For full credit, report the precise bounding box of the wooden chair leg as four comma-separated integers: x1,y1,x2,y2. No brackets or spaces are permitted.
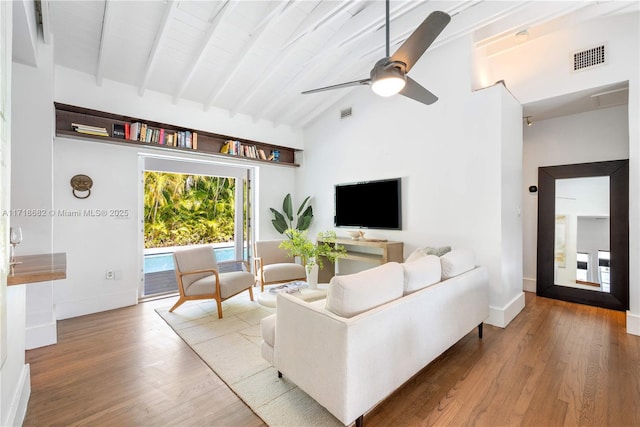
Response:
168,297,186,312
216,298,224,319
248,286,254,301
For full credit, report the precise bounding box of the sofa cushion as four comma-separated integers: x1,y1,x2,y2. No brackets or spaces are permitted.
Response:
441,249,475,279
405,246,451,263
402,255,441,294
326,262,404,318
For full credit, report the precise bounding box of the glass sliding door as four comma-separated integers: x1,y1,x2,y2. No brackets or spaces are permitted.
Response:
140,156,252,298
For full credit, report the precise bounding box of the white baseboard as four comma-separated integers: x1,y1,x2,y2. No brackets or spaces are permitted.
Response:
523,277,536,293
627,311,640,336
487,292,526,328
5,364,31,427
26,321,57,349
55,290,137,320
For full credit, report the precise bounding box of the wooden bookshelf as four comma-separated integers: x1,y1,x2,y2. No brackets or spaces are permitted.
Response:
54,103,300,167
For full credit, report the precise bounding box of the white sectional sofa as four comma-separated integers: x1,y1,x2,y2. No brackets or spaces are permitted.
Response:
260,249,489,426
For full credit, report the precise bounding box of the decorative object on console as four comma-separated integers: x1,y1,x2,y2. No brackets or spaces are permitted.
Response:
405,245,451,263
70,174,93,199
279,229,346,289
270,193,313,234
347,230,365,240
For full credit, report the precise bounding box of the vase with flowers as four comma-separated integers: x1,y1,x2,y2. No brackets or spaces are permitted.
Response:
279,229,346,289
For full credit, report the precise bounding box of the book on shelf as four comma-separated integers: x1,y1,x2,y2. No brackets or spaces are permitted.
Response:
139,123,147,142
112,123,125,139
159,128,165,145
129,122,140,141
258,149,267,160
192,132,198,150
185,131,192,149
124,123,131,140
71,123,108,137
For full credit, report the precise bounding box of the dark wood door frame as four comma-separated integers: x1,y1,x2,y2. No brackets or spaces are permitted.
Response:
536,159,629,311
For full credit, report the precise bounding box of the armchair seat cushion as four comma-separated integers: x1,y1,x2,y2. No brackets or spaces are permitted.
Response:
189,271,255,298
262,263,306,283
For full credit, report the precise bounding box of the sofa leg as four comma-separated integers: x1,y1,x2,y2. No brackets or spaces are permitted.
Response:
355,415,364,427
478,323,483,339
277,371,282,378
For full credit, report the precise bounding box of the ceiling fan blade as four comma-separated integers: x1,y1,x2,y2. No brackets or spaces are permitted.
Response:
400,76,438,105
390,11,451,73
302,78,371,95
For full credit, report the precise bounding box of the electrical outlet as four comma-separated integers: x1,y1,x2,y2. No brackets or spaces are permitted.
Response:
106,270,115,280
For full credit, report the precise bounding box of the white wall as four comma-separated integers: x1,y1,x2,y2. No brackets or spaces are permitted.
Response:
301,37,524,328
52,137,296,320
481,11,639,335
2,2,31,425
521,106,628,291
7,48,300,322
11,42,56,349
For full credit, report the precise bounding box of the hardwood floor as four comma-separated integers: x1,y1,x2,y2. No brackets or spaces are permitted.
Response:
23,295,265,427
24,292,640,426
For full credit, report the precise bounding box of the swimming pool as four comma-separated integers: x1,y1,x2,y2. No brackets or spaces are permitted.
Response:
144,246,243,273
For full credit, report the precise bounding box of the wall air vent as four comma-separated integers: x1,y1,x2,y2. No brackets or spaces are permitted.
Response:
340,107,352,120
572,44,606,71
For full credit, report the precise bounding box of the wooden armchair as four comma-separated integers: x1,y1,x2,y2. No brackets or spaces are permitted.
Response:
169,245,254,318
254,240,306,292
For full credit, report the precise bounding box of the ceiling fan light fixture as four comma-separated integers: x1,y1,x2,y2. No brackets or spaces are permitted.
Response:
371,75,406,97
370,63,406,97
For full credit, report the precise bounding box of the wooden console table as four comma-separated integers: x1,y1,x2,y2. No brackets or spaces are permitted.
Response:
7,253,67,286
317,238,403,282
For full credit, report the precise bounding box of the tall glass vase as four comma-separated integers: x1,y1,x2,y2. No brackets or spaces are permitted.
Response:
306,263,319,290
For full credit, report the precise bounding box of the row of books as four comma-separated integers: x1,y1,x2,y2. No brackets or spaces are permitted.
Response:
121,123,198,149
220,140,276,161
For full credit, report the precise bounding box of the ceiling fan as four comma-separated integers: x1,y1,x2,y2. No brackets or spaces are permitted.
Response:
302,0,451,105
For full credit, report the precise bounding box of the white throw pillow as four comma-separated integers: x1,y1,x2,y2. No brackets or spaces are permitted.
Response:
325,262,404,318
440,249,475,279
405,246,451,263
402,255,441,294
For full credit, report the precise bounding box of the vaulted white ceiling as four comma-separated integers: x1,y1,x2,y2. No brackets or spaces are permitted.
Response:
38,0,637,129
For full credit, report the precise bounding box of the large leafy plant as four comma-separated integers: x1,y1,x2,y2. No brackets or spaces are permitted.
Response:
279,229,346,272
270,194,313,235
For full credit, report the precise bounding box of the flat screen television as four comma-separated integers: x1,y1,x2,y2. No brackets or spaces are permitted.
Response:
334,178,402,230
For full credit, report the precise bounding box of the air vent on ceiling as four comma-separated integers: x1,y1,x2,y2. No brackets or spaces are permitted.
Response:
340,107,352,120
572,44,606,71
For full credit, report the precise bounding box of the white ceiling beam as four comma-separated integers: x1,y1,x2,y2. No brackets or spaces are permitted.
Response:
40,0,53,44
139,1,178,97
172,0,238,104
203,0,293,111
280,0,357,52
232,0,368,118
95,0,113,86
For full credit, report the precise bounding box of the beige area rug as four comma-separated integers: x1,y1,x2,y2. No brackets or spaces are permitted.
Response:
155,292,343,427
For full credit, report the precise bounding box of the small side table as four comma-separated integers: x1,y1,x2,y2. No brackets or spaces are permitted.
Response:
257,283,328,308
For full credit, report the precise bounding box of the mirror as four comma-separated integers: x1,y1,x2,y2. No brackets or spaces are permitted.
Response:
554,176,610,291
537,160,628,311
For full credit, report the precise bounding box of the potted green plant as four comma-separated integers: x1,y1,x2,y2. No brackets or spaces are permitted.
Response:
279,229,346,289
270,194,313,234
